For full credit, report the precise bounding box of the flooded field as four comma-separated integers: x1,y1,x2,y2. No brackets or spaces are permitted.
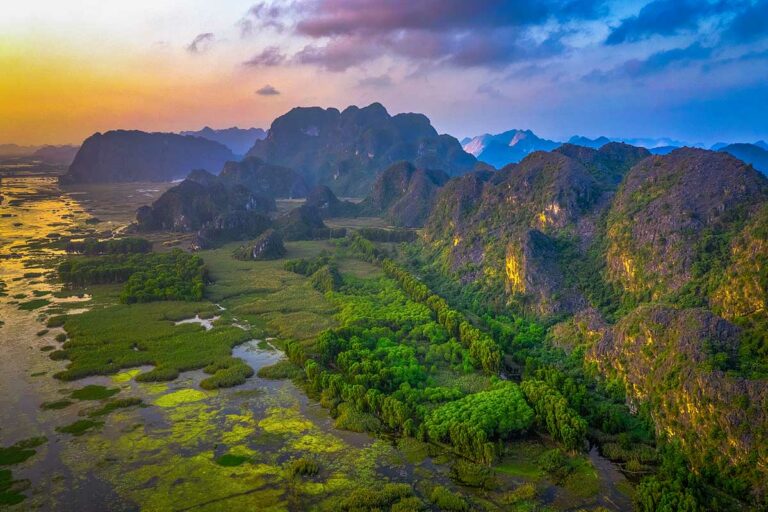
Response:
0,177,635,511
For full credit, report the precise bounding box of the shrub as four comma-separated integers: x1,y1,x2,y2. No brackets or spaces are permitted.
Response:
429,486,469,512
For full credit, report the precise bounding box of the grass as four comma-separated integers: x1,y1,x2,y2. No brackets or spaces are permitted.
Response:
256,360,302,380
0,469,25,506
87,398,143,417
41,399,74,410
70,384,120,401
18,298,50,310
56,299,251,384
203,241,338,343
0,437,46,466
215,454,249,467
56,419,104,436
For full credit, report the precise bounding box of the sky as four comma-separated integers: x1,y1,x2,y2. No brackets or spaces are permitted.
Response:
1,0,767,146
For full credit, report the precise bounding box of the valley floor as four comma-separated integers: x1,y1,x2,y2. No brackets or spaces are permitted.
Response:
0,177,635,511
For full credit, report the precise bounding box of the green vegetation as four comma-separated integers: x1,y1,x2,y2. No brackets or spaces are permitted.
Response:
520,379,587,450
58,249,206,303
424,383,533,464
287,457,319,477
215,454,249,467
56,419,104,436
41,399,74,410
70,384,120,401
18,298,50,310
256,360,302,379
357,227,417,243
429,485,469,511
331,483,415,511
86,398,143,417
55,301,251,384
0,469,26,506
0,437,46,466
65,237,151,255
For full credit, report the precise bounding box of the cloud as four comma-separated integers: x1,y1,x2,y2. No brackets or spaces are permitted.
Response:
256,84,281,95
357,74,393,87
280,0,606,70
723,0,768,43
477,83,506,99
587,43,714,80
186,33,215,54
293,37,380,71
605,0,749,45
243,46,287,67
238,2,288,37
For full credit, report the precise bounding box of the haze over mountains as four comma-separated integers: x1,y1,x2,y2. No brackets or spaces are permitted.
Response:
180,127,266,156
463,129,768,173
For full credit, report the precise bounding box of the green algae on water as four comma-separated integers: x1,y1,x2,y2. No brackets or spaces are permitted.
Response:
154,389,208,407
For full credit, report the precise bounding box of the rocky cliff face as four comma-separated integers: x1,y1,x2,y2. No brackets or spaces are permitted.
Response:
304,186,359,218
233,229,286,261
246,103,476,196
604,148,768,300
60,130,235,184
359,162,450,227
218,157,309,198
589,305,768,496
424,145,768,498
426,145,644,316
135,178,273,233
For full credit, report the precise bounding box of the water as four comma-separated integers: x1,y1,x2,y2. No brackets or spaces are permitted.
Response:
0,177,635,511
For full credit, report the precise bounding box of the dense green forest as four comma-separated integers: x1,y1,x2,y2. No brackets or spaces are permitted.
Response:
58,249,206,303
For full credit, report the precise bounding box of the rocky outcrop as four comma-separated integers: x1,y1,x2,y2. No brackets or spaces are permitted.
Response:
589,305,768,497
304,186,359,218
181,127,266,156
233,229,286,260
604,148,768,299
218,157,309,198
359,162,450,227
246,103,476,196
60,130,234,184
193,211,272,250
274,205,328,241
135,178,273,233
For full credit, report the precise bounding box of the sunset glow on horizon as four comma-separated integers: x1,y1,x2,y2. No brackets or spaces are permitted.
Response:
2,0,767,146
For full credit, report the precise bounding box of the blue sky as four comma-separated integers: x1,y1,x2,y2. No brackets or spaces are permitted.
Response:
2,0,767,145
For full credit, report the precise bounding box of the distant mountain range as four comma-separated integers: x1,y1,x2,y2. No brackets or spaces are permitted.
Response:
718,143,768,174
0,144,80,165
461,130,560,168
462,130,768,172
180,127,266,156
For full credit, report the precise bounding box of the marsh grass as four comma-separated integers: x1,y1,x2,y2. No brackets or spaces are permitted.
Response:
215,454,249,467
70,385,119,401
56,301,251,384
18,298,50,311
40,399,74,410
56,419,104,436
86,398,143,417
256,360,302,380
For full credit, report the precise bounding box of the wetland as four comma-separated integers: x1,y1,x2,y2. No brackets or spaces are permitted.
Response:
0,176,635,511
